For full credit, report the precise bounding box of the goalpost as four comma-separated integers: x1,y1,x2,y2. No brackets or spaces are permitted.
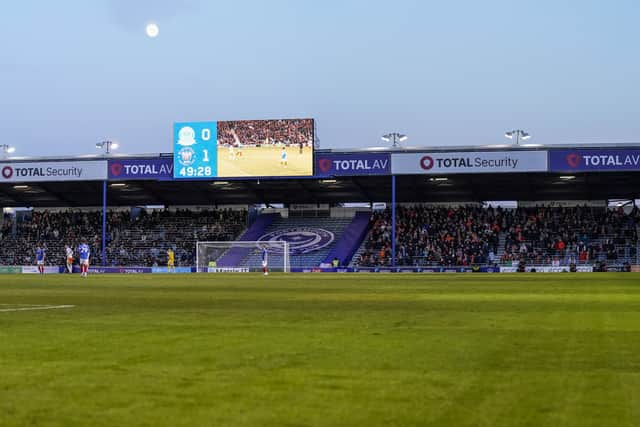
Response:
195,241,290,273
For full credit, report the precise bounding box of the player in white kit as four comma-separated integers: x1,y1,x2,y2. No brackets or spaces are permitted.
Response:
64,245,74,273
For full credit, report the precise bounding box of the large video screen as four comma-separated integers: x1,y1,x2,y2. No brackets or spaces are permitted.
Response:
173,118,314,179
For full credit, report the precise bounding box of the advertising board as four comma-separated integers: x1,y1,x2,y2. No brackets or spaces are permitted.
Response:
315,152,391,177
109,158,173,180
391,151,548,174
0,161,107,182
549,149,640,172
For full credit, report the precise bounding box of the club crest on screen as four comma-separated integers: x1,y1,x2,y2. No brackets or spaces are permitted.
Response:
177,127,197,146
178,147,196,166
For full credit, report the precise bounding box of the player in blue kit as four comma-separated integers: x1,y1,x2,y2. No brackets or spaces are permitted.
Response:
262,246,269,276
36,243,46,275
78,239,90,277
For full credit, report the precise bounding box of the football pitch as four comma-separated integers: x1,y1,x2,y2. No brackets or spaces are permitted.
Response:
1,274,640,427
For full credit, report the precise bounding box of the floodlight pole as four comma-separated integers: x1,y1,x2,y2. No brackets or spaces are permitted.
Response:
382,131,405,269
102,180,107,266
391,175,396,268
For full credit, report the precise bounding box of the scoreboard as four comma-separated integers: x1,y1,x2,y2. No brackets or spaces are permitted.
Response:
173,118,314,179
173,121,217,179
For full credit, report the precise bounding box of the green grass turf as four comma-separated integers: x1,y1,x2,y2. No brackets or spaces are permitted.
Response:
1,273,640,427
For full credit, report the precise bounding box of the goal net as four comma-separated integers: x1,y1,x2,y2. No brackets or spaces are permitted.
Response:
196,241,290,273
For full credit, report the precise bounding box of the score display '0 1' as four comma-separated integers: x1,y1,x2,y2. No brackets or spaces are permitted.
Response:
173,121,217,178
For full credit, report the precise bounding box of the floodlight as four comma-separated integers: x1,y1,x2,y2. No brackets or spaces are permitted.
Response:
504,130,531,145
1,144,15,158
381,132,408,147
96,140,119,154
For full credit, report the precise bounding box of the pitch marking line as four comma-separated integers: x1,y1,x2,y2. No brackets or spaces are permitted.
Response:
0,304,75,313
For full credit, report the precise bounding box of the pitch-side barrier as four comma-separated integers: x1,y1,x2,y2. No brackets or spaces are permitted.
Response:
6,265,640,274
0,265,606,274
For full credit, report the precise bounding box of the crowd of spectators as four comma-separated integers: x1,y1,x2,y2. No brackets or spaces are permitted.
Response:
0,208,246,267
356,206,501,267
217,119,313,147
2,205,638,268
501,206,638,265
355,205,640,267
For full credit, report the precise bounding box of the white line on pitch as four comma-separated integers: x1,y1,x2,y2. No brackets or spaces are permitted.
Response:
0,304,48,306
0,305,75,313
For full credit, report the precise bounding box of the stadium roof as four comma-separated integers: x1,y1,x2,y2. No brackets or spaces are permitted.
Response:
1,171,637,207
1,145,639,207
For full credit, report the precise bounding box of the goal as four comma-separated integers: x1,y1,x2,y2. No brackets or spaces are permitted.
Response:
195,241,290,273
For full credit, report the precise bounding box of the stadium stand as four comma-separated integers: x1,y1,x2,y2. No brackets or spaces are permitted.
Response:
238,214,353,269
352,205,640,267
321,211,371,267
1,204,638,269
216,213,280,268
499,206,639,266
352,206,500,267
0,208,246,266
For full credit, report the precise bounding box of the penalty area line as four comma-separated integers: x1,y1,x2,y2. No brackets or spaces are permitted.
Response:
0,304,75,313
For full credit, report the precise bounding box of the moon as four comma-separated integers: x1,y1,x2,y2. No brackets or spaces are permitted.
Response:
145,23,159,38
